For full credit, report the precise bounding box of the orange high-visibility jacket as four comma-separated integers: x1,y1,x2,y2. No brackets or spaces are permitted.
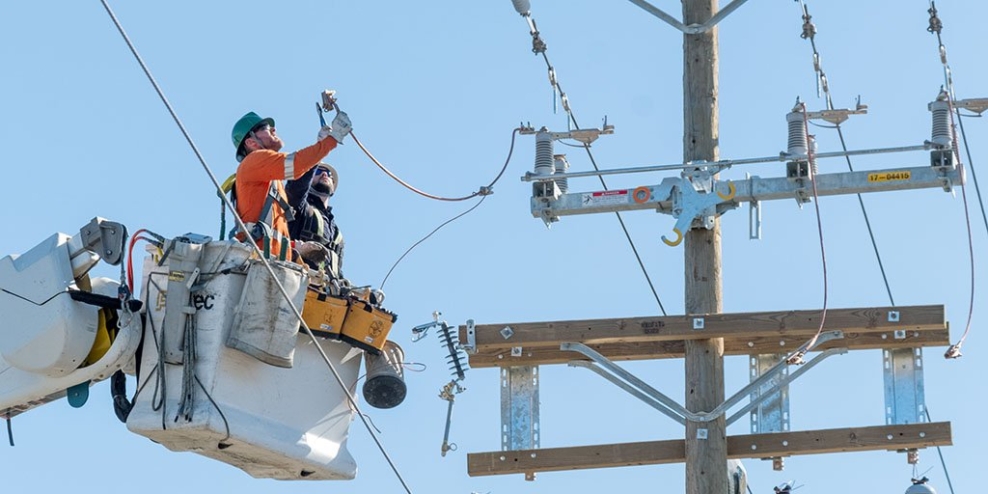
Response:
235,137,338,258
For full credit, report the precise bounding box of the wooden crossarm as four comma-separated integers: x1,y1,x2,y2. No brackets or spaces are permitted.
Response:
460,305,944,353
467,422,951,477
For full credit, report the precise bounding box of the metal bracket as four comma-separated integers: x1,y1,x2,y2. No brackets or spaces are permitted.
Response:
749,354,790,433
501,366,540,455
747,172,762,240
661,175,737,246
627,0,751,35
463,319,477,354
79,217,126,266
518,125,614,146
883,348,927,425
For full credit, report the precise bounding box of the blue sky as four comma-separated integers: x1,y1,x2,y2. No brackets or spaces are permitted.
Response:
2,1,986,493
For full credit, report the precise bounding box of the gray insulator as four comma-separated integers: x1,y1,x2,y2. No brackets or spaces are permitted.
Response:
362,341,407,409
511,0,531,15
534,131,554,176
786,110,808,157
930,99,952,147
553,154,570,193
807,135,819,177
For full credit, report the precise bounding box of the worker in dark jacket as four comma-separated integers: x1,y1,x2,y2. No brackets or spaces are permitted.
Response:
286,163,345,279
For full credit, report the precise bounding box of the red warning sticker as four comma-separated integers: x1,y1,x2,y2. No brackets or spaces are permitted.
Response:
582,189,629,206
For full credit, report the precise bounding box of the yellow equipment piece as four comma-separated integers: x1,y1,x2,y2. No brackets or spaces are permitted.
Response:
301,289,350,339
83,308,114,366
340,300,397,355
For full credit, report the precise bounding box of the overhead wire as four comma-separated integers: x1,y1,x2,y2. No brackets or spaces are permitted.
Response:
796,0,897,307
956,112,988,236
351,131,500,202
786,105,830,364
380,196,488,291
927,2,977,358
924,408,957,494
518,8,667,316
364,128,518,289
98,2,413,492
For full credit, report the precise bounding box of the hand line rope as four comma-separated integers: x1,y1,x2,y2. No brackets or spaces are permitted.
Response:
99,2,413,491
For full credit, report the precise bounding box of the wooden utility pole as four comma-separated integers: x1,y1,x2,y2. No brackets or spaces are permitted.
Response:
683,0,726,493
462,1,958,488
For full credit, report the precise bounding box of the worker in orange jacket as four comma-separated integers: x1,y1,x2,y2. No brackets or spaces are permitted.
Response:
231,109,351,262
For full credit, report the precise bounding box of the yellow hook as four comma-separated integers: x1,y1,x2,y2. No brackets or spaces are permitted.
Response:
717,181,737,201
661,227,683,247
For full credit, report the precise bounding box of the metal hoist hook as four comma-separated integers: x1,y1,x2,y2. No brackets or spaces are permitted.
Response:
662,181,738,247
717,181,737,201
661,227,683,247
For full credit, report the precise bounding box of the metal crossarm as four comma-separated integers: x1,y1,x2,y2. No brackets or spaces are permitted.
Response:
532,164,962,220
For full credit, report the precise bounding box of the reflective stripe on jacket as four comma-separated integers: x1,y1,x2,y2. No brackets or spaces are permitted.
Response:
235,137,337,257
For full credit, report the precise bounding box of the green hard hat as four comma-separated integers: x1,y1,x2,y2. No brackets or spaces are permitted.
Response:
232,111,275,161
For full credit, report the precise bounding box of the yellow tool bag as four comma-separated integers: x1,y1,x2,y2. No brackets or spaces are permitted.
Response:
339,300,397,355
300,288,350,339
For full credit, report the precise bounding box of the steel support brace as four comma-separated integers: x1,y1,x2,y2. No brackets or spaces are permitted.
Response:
568,360,686,425
883,347,927,424
749,354,790,433
501,366,540,449
627,0,750,34
562,337,846,425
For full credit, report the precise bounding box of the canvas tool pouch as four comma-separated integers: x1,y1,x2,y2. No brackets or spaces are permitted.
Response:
227,258,308,368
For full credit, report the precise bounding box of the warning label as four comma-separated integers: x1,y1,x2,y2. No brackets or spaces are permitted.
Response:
867,171,912,182
582,189,629,206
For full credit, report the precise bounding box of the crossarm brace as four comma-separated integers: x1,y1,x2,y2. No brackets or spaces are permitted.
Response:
562,333,845,424
627,0,750,34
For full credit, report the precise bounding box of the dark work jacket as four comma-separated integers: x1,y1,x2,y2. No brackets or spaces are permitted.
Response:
286,167,345,278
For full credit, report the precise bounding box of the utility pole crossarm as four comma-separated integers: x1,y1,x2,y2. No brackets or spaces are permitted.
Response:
532,164,962,219
465,328,950,368
459,305,945,352
466,422,952,477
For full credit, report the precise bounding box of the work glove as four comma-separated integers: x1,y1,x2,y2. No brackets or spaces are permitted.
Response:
295,241,328,263
319,111,351,143
317,126,334,142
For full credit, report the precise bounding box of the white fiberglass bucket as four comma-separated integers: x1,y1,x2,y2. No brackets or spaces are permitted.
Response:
126,240,363,480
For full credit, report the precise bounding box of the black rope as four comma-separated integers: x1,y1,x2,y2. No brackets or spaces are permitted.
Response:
796,0,897,306
956,113,988,238
380,196,487,290
524,24,667,316
925,408,956,494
